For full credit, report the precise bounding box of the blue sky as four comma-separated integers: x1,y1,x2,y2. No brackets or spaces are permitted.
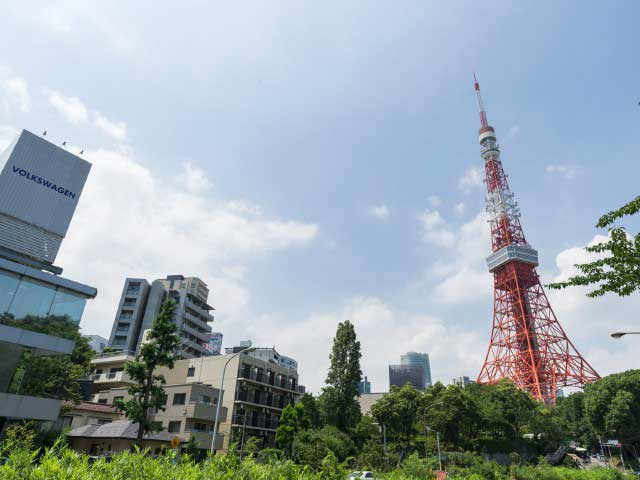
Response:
0,1,638,393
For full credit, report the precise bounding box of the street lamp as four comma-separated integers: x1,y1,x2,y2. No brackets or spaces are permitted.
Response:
210,346,257,455
611,332,640,339
423,400,446,471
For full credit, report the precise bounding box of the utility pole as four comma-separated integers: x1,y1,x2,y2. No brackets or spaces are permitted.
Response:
436,430,442,471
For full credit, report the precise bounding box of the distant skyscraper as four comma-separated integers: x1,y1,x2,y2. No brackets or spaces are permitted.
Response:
452,376,474,387
401,352,432,387
358,376,372,394
389,364,425,390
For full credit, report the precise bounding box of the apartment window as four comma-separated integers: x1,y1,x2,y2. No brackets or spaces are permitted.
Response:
96,419,112,425
97,399,108,404
126,282,140,294
187,366,196,377
123,297,137,307
168,421,181,433
173,393,186,405
200,395,211,404
113,336,126,346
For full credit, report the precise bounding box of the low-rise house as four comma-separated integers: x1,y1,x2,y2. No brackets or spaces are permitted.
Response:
55,401,121,430
67,420,184,455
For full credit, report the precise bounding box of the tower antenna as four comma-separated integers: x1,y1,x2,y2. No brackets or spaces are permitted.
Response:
474,73,489,129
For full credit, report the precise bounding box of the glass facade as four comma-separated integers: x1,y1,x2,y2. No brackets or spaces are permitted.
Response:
0,268,87,340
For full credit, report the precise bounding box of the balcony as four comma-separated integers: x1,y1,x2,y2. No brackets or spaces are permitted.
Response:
238,370,301,395
231,414,279,431
183,311,213,333
181,338,208,355
181,322,209,343
91,371,133,386
184,299,214,323
185,401,223,421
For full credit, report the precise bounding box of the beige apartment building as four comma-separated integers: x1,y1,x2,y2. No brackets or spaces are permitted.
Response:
94,382,225,451
87,348,304,453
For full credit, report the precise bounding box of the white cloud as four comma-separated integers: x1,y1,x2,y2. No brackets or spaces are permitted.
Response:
367,204,390,222
1,76,30,113
94,111,127,141
57,145,318,346
0,125,19,151
417,208,492,303
46,89,88,125
427,195,441,208
454,202,465,216
458,166,483,193
176,161,213,194
546,164,577,179
543,235,640,377
250,296,485,393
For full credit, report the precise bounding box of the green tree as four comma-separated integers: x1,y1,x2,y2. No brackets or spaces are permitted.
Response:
548,196,640,297
583,370,640,444
113,299,180,446
275,403,299,455
370,383,422,451
319,320,362,431
298,393,322,430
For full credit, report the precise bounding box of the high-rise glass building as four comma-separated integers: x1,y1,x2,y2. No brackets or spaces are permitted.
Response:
389,364,425,390
357,376,371,394
0,130,96,422
400,352,432,388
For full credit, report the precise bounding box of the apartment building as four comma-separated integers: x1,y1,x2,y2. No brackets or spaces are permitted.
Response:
107,275,214,358
88,347,304,452
94,382,226,452
160,349,304,451
0,130,96,423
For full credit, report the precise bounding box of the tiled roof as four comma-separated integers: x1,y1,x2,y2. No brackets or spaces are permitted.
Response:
68,420,182,443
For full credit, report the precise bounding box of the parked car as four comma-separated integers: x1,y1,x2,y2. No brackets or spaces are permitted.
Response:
348,472,375,480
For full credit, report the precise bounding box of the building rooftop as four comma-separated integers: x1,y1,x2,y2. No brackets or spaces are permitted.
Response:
68,420,183,443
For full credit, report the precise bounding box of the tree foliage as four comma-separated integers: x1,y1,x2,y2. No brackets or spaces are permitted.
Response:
319,320,362,431
548,196,640,297
113,299,180,445
582,369,640,444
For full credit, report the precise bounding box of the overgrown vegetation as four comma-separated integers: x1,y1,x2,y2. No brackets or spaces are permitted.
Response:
0,438,634,480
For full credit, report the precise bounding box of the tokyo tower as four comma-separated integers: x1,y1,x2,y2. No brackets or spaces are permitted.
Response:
473,76,599,403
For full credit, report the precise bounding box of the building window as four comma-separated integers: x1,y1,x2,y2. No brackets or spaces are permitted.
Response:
126,282,140,295
168,421,181,433
96,419,112,425
200,395,211,404
113,336,126,346
173,393,186,405
97,399,108,404
187,367,195,377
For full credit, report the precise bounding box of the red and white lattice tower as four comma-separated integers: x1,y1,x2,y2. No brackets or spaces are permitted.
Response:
473,76,599,403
